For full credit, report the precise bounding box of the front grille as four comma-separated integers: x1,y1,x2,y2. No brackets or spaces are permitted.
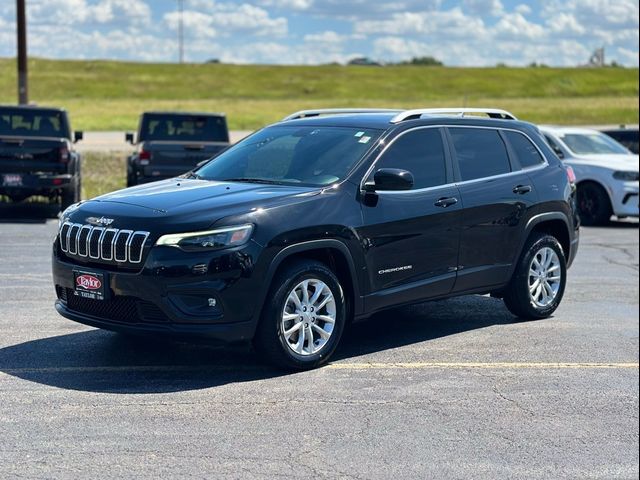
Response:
58,287,169,324
59,222,150,265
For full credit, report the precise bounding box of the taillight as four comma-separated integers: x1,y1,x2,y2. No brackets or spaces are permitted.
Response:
566,165,577,184
139,149,151,164
59,146,70,163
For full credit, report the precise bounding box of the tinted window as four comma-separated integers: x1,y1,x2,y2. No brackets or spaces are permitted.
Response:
504,131,545,168
374,128,447,189
450,128,511,181
140,114,229,142
198,125,382,187
0,109,69,138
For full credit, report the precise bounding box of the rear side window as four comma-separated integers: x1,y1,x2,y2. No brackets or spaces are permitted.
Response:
449,128,511,181
375,128,447,189
504,131,545,168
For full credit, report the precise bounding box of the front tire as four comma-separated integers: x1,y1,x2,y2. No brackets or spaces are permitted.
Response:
503,233,567,319
576,182,612,226
254,260,346,370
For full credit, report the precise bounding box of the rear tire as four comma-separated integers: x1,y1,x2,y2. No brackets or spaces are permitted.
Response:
61,177,80,211
254,260,346,370
126,167,137,187
576,182,612,226
503,233,567,320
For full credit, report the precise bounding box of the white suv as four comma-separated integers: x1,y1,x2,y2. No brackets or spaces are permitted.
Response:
540,126,639,225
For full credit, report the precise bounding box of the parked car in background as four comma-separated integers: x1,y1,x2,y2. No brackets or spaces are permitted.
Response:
599,126,639,154
540,126,639,225
125,112,230,186
0,105,83,210
53,108,579,370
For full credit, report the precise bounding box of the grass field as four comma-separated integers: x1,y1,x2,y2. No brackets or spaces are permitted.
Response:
0,58,638,130
83,152,126,200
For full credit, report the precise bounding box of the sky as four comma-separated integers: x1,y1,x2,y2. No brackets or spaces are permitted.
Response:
0,0,638,66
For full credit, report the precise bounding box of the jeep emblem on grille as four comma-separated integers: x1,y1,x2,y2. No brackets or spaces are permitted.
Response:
85,216,114,226
76,274,102,290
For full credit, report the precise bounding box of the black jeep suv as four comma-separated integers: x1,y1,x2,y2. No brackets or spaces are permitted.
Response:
1,105,83,209
52,108,579,370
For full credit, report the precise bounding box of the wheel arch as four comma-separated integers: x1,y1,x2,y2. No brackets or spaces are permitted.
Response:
575,178,614,209
520,212,573,267
255,240,362,324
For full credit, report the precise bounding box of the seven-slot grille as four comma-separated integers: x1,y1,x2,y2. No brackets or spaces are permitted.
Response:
59,222,150,264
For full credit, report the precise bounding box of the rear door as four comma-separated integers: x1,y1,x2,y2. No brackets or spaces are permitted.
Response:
447,127,539,293
358,127,462,312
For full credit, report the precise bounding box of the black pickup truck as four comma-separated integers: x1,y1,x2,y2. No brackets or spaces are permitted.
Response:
0,105,83,209
125,112,230,186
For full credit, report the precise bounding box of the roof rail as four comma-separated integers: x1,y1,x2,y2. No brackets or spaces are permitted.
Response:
390,108,517,124
282,108,402,121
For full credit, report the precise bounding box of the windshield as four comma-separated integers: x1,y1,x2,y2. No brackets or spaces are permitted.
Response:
196,125,383,187
559,132,630,155
0,109,70,138
140,114,228,142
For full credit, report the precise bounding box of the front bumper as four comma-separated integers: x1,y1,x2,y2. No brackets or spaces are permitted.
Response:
610,180,639,217
52,241,264,343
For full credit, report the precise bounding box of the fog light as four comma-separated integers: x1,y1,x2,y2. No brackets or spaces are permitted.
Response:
208,298,217,307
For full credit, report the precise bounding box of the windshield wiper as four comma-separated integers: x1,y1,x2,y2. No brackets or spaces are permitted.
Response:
222,177,281,185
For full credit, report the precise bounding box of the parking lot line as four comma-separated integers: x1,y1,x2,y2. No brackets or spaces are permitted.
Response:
1,362,637,375
327,362,640,370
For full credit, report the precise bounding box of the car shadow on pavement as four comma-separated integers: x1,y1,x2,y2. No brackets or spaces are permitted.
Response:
0,295,526,394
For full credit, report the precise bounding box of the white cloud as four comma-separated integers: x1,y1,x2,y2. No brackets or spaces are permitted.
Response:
0,0,637,67
495,12,545,39
463,0,503,16
164,10,217,39
303,31,345,44
258,0,313,9
164,3,287,38
547,13,586,35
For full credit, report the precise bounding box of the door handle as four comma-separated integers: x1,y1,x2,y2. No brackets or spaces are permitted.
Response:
513,184,532,195
434,197,458,208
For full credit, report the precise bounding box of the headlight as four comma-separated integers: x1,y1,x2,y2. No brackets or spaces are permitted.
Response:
613,171,639,181
155,224,253,251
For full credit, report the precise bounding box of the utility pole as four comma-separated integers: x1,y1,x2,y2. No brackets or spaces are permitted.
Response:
178,0,184,64
16,0,28,104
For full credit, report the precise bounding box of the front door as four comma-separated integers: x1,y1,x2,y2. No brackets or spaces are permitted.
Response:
358,127,462,313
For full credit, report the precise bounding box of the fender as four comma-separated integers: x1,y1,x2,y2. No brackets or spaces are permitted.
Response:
253,239,363,324
508,211,573,278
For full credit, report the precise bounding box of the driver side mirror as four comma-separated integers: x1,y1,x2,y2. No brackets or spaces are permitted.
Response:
364,168,414,192
125,132,135,144
73,131,83,143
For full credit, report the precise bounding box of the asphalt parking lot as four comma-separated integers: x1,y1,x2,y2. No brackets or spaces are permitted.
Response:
0,218,637,479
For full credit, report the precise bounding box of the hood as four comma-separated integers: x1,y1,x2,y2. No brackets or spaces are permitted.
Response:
67,178,321,234
567,154,639,172
94,178,319,212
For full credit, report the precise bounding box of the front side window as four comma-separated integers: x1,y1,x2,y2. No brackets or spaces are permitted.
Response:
197,125,383,187
373,128,447,190
504,131,545,168
450,128,511,181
